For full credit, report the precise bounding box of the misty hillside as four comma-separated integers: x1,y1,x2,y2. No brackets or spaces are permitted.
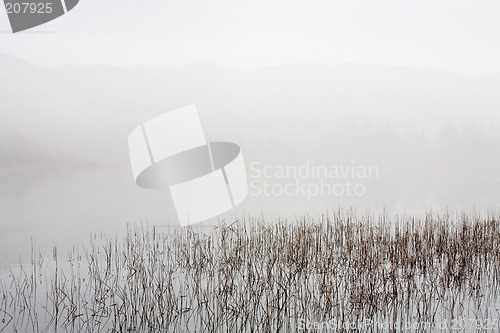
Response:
1,53,499,167
0,53,499,269
0,53,499,215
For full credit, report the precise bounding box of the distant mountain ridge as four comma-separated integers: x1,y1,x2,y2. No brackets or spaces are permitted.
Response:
0,53,499,167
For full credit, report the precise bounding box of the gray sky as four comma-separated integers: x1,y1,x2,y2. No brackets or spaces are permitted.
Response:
0,0,499,74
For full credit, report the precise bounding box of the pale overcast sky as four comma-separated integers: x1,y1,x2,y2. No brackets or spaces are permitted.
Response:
0,0,499,74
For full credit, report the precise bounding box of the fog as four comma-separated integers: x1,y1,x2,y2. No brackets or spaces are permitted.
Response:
1,0,499,75
1,53,499,268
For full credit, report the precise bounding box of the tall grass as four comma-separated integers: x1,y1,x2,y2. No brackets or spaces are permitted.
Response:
0,211,499,332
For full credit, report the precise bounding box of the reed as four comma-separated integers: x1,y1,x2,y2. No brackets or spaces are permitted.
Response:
0,211,499,332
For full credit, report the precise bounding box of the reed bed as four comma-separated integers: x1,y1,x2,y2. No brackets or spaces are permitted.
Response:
1,211,500,332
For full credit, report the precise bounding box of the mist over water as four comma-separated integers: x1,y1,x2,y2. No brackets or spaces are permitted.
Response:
1,54,499,268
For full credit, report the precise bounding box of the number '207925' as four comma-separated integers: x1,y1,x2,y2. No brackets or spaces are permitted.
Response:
5,2,53,14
